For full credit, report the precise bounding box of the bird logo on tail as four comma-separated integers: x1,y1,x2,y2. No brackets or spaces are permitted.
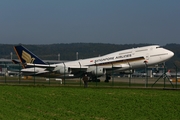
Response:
22,50,35,64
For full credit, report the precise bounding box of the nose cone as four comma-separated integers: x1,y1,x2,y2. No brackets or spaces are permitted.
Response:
169,50,174,58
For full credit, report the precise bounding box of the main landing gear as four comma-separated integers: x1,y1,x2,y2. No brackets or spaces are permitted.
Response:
88,74,111,82
104,74,111,82
88,76,100,82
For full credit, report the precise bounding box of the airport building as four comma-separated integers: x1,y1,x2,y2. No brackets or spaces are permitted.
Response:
0,58,21,76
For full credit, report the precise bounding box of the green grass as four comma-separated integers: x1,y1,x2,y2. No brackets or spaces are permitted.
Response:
0,85,180,120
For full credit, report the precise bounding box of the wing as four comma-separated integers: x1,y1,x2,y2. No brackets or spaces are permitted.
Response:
26,63,88,74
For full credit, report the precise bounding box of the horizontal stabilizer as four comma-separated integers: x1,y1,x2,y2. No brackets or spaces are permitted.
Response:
12,59,20,64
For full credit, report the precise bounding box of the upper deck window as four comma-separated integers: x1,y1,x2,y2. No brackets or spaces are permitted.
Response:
135,49,148,52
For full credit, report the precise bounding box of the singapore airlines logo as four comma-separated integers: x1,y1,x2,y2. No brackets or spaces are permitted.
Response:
22,50,35,63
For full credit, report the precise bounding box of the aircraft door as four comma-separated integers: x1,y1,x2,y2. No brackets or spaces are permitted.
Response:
146,53,149,60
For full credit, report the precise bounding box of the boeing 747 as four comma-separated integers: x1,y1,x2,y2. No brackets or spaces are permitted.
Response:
14,45,174,82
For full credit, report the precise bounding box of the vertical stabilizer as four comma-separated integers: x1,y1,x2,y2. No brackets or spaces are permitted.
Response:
14,45,46,68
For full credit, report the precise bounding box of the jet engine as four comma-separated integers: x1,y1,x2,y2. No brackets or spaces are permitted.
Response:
119,69,134,74
53,66,72,74
91,67,106,76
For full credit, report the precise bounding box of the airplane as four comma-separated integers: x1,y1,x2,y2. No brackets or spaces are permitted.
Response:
13,45,174,82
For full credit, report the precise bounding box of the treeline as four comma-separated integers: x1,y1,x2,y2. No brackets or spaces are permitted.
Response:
0,43,180,69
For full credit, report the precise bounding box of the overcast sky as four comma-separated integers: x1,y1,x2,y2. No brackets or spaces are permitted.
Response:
0,0,180,45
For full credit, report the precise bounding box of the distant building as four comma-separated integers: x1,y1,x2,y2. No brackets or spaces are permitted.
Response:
0,58,21,76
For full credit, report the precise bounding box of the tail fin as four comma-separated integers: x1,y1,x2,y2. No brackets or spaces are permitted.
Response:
14,45,46,68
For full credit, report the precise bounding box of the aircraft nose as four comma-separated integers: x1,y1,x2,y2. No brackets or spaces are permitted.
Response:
168,50,174,58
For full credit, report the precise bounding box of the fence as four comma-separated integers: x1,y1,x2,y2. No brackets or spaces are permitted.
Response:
0,62,179,89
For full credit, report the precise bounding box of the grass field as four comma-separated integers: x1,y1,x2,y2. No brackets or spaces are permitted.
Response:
0,85,180,120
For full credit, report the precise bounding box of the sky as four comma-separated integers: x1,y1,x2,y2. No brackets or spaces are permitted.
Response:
0,0,180,45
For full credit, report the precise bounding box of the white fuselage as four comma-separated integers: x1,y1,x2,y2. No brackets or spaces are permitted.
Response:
23,45,174,77
56,45,173,71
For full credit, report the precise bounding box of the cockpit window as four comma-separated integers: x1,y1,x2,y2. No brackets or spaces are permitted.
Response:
156,46,162,49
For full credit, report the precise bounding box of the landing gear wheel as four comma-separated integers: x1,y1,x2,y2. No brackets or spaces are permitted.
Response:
104,75,111,82
89,76,100,82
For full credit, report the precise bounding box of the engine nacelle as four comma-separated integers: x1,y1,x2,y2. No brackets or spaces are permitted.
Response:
119,69,134,74
90,67,106,76
54,66,72,74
